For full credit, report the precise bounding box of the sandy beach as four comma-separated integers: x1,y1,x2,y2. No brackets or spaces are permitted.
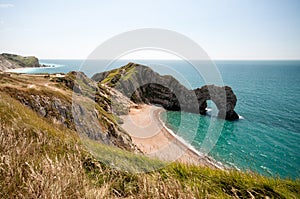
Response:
121,104,223,169
3,65,56,73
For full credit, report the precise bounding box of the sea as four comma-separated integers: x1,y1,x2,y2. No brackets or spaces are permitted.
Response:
8,59,300,179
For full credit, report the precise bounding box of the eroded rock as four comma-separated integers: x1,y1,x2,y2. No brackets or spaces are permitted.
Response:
93,63,239,120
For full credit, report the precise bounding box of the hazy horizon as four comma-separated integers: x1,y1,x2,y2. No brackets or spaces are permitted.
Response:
1,0,300,60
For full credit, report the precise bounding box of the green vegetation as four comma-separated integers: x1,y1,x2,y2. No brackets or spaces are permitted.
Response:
101,69,121,86
1,53,39,67
0,71,299,198
121,65,137,81
101,62,138,87
1,92,299,198
83,138,166,173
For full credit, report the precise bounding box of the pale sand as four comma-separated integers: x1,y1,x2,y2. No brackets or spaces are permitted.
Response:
3,65,57,73
121,104,223,169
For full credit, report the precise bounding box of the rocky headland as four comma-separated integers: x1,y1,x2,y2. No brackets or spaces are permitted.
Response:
0,53,41,71
0,57,239,156
1,55,299,198
92,62,239,120
0,72,138,152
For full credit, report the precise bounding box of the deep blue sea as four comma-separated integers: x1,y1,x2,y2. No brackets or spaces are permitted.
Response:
11,59,300,179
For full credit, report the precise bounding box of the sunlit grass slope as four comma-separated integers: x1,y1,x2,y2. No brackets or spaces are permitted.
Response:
1,93,299,198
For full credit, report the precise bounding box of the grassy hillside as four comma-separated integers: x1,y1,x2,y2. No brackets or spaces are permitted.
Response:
0,72,137,151
1,53,39,68
1,92,300,198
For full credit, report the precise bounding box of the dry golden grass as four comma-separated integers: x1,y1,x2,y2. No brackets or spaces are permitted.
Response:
0,93,197,198
0,93,94,198
1,92,299,198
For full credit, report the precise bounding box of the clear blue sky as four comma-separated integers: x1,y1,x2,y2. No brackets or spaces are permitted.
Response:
0,0,300,59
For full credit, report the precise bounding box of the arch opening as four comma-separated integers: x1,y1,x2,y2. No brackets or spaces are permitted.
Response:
205,100,219,118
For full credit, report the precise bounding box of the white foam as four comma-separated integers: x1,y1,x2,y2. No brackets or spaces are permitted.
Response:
158,111,225,170
259,153,267,158
4,65,63,73
206,108,212,116
205,108,212,112
228,162,241,171
39,62,64,67
206,108,244,120
260,165,273,175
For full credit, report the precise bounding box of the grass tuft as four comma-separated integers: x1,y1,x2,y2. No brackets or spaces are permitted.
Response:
1,92,299,198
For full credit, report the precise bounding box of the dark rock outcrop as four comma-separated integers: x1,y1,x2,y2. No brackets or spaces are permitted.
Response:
0,72,138,152
194,85,239,120
0,86,75,129
92,62,239,121
50,71,92,94
0,53,40,71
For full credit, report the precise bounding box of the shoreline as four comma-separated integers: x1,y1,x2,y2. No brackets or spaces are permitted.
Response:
157,110,225,169
3,63,63,73
120,104,225,169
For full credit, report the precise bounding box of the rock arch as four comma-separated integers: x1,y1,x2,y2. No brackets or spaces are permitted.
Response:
194,85,239,120
94,63,239,121
130,83,239,121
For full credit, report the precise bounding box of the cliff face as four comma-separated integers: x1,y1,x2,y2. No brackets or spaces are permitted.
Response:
0,60,239,156
0,72,138,152
0,53,40,71
92,62,239,120
194,85,239,120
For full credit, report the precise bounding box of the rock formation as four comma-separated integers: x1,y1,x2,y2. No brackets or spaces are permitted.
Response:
0,53,40,71
0,72,138,152
194,85,239,120
92,62,239,120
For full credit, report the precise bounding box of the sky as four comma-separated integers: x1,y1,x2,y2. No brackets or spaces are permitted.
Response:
0,0,300,60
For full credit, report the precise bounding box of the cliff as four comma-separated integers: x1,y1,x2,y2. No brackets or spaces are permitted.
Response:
92,62,239,120
1,89,297,198
0,60,238,155
0,53,40,71
0,62,298,198
0,72,138,152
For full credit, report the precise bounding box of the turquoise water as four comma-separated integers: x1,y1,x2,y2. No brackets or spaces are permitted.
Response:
13,59,300,179
162,61,300,179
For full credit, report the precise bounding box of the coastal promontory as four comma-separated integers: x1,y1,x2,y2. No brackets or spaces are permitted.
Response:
1,57,298,198
0,53,41,71
92,62,239,120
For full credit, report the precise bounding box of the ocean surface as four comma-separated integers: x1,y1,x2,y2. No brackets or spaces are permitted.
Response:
10,59,300,179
